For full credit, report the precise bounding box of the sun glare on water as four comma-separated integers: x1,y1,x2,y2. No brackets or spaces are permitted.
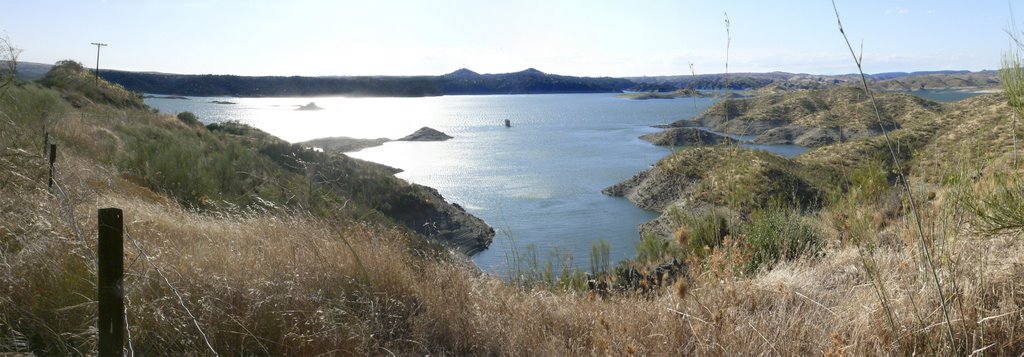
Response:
228,96,447,143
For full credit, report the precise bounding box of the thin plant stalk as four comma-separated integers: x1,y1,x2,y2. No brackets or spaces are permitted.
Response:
832,0,957,352
688,61,698,113
723,12,732,141
857,247,900,346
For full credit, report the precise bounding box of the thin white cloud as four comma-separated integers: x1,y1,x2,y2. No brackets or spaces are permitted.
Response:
885,8,911,15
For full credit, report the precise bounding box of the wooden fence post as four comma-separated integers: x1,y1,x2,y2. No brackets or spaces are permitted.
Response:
47,144,56,189
98,208,124,357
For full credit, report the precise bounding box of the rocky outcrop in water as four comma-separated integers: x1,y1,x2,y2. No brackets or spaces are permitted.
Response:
300,136,392,153
296,102,324,110
398,127,453,141
392,185,495,255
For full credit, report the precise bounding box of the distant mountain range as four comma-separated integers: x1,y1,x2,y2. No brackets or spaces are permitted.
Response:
14,62,1000,97
94,67,660,97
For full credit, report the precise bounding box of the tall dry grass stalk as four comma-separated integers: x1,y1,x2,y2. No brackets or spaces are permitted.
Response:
831,0,957,351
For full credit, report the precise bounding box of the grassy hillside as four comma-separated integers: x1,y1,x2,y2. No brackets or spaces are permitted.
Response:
629,70,1000,92
701,87,942,128
645,87,945,148
874,70,1001,91
601,80,1024,354
2,60,1023,355
7,61,494,253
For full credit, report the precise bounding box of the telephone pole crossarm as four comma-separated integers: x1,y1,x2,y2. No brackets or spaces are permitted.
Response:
90,42,107,85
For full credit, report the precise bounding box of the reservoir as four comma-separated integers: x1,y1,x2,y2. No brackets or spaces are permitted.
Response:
146,93,716,273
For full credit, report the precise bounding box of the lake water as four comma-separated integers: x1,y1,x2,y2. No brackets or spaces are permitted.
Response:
145,94,806,274
904,89,988,102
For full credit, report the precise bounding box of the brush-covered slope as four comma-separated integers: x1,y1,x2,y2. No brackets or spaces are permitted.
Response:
38,60,147,109
20,61,494,254
910,93,1024,179
873,70,1000,91
614,88,1021,242
604,147,827,236
794,92,1023,179
684,87,944,147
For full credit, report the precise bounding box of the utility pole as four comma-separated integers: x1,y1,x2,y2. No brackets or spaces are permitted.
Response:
90,42,107,85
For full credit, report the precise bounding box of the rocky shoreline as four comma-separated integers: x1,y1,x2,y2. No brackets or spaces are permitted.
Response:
606,87,945,241
300,127,490,254
394,184,495,255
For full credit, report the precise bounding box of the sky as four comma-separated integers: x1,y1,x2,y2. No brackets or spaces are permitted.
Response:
0,0,1017,77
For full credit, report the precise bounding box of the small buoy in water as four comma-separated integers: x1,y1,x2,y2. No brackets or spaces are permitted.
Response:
504,119,511,127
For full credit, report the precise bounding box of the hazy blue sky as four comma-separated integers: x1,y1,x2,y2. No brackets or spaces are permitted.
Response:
0,0,1016,76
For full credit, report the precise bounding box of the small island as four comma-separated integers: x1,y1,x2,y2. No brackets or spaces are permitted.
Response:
301,126,453,153
296,102,324,111
299,136,392,153
210,100,237,105
617,88,705,100
142,95,190,100
397,127,453,141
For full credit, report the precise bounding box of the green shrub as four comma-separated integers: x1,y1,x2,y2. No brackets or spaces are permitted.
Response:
635,231,674,264
676,209,730,260
744,204,822,273
38,60,145,109
505,241,586,291
0,83,64,151
176,111,201,127
849,158,892,203
965,174,1024,235
589,239,610,277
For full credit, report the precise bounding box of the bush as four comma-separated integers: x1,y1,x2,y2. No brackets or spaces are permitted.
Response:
635,232,674,265
38,60,146,109
674,209,730,260
849,158,892,203
965,174,1024,235
176,111,200,127
744,204,822,273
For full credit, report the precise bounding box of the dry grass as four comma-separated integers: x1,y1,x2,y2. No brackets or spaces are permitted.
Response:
4,118,1024,355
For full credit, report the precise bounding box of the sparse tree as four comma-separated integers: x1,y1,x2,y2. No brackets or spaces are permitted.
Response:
0,32,23,96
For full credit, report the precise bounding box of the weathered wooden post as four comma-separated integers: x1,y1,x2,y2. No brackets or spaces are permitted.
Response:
97,208,124,357
47,144,56,189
